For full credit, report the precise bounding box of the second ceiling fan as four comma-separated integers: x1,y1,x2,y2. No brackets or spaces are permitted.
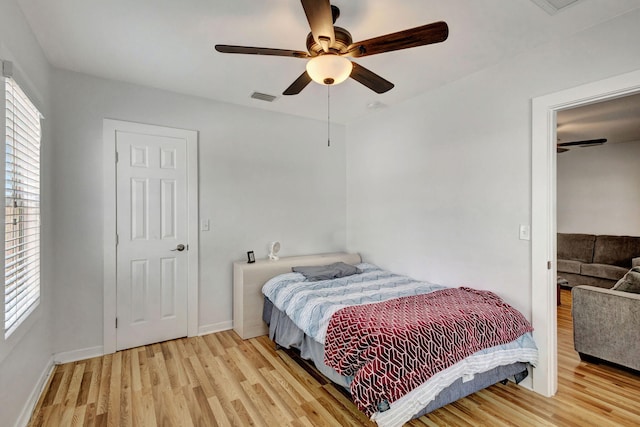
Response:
556,138,607,153
215,0,449,95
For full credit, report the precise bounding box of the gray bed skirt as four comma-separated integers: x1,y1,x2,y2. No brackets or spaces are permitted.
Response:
263,298,528,419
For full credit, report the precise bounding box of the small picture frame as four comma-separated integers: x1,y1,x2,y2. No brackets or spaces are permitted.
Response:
247,251,255,264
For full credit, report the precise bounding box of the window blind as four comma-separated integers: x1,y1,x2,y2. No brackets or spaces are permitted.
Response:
4,75,41,337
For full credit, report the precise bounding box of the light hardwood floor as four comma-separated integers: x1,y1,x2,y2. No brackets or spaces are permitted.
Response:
28,289,640,426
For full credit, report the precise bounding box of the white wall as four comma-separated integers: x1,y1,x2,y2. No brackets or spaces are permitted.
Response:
557,140,640,236
0,1,54,426
346,9,640,318
50,69,347,354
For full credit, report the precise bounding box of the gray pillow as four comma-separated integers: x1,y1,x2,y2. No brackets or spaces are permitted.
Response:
292,262,361,281
612,266,640,294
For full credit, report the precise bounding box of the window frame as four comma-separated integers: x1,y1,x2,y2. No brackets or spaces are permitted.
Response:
3,74,42,338
0,59,45,362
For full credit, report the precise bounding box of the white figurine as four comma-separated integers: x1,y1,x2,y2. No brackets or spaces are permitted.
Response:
268,241,280,261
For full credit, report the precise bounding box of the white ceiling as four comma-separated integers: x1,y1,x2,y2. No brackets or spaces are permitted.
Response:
16,0,640,124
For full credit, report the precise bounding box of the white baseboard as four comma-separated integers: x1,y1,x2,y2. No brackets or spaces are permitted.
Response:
14,356,55,427
198,320,233,336
53,346,104,364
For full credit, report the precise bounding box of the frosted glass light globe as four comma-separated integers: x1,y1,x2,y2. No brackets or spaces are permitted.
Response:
306,54,353,85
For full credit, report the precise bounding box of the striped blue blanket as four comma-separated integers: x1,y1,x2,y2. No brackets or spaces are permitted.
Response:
262,263,446,343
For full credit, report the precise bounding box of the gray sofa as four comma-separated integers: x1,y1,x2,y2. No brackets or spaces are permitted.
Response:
572,285,640,371
557,233,640,288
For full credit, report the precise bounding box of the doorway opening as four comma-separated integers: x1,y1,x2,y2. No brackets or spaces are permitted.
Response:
531,69,640,397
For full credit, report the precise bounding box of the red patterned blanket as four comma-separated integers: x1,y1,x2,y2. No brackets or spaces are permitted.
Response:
324,287,533,416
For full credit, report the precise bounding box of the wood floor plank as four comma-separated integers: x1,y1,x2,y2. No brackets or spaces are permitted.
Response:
119,351,133,427
182,385,211,427
59,363,86,426
95,354,112,416
83,402,97,427
83,359,103,416
239,381,285,426
52,363,75,406
159,388,188,427
165,341,189,389
235,361,298,422
70,405,86,427
30,289,640,426
200,363,246,424
77,370,93,407
201,333,226,358
42,404,62,427
185,355,216,398
138,389,157,427
40,371,63,408
207,395,232,427
106,351,122,427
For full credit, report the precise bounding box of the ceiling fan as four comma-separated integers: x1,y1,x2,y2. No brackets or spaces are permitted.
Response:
556,138,607,153
215,0,449,95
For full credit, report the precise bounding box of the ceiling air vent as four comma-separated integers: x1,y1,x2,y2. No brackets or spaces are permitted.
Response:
530,0,581,15
250,92,277,102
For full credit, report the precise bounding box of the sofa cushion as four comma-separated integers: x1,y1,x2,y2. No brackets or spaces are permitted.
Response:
593,235,640,268
611,267,640,294
557,259,581,274
557,233,595,263
580,263,628,282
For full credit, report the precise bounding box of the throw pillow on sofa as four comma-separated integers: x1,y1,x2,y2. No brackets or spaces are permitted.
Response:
612,266,640,294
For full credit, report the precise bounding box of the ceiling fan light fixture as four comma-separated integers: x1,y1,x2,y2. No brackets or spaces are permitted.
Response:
306,54,352,86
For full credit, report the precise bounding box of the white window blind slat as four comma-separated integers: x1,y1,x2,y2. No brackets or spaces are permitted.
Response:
7,119,40,143
5,274,39,304
5,279,39,316
5,191,40,203
5,274,39,306
7,146,41,167
4,76,41,337
5,233,40,248
5,250,40,270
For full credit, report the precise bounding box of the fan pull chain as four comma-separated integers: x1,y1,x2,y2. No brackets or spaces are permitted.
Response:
327,85,331,147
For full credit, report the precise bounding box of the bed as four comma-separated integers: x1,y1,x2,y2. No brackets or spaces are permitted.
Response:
261,257,538,427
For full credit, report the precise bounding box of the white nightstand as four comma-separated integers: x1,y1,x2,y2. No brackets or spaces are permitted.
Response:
232,252,361,339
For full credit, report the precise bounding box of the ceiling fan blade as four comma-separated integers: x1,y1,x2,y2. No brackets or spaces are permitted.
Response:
301,0,335,52
350,62,394,94
557,138,607,147
215,45,309,58
346,21,449,58
557,147,569,153
283,71,313,95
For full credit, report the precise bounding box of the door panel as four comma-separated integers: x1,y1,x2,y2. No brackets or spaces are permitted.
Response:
116,131,188,350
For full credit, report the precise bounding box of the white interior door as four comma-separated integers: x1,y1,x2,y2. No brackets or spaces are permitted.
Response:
116,130,189,350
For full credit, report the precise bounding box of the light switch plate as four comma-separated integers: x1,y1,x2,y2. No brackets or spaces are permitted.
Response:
201,219,210,231
519,224,531,241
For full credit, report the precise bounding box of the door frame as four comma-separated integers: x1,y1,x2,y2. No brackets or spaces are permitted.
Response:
103,119,199,354
531,69,640,396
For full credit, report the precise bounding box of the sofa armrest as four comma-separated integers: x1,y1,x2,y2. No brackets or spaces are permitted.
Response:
633,257,640,268
572,285,640,371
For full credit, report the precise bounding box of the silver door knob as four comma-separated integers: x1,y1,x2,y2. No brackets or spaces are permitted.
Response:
171,244,186,252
